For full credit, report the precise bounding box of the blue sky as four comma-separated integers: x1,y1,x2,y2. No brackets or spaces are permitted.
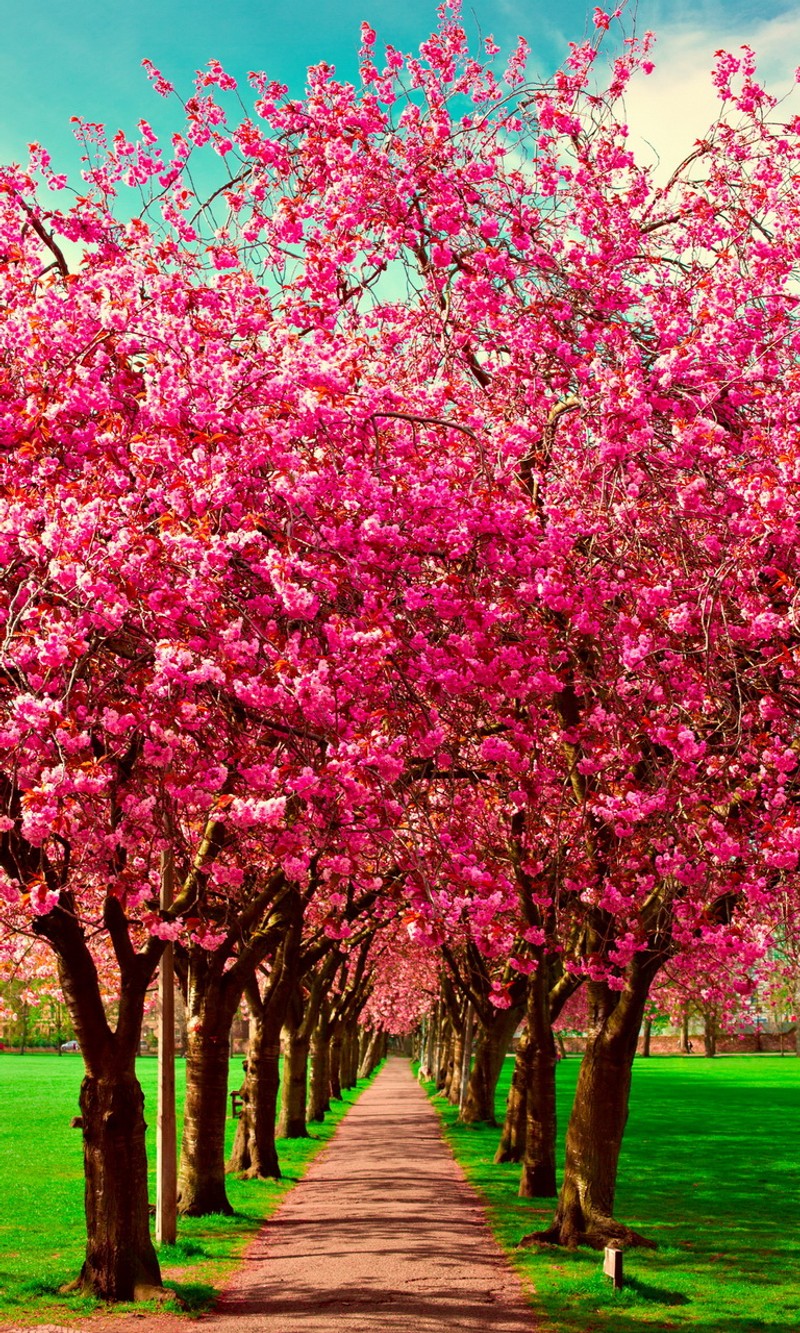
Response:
1,1,799,175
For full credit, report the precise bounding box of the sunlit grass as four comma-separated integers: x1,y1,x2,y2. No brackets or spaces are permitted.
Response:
0,1050,375,1324
425,1055,800,1333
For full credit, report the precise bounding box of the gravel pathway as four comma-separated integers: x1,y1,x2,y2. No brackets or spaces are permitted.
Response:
207,1056,538,1332
3,1057,539,1332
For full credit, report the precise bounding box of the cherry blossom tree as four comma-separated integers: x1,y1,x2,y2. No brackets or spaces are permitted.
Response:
4,0,800,1293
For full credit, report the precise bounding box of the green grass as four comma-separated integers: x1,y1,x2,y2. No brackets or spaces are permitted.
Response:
0,1051,376,1325
425,1055,800,1333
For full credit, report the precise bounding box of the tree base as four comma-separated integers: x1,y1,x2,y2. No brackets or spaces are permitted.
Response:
493,1144,523,1165
61,1271,173,1304
228,1164,281,1181
178,1202,234,1218
226,1139,281,1180
519,1215,657,1251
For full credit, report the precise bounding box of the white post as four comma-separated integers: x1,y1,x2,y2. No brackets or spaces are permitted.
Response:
156,850,177,1245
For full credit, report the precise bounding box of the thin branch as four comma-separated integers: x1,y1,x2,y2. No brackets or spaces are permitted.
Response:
14,196,70,278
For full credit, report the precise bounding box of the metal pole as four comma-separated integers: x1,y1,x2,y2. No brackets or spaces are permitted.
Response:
156,850,177,1244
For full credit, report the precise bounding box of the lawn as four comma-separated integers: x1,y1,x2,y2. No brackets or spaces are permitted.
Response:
0,1051,374,1325
427,1055,800,1333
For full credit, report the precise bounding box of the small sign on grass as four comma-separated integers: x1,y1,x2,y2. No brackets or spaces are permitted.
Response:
603,1245,623,1290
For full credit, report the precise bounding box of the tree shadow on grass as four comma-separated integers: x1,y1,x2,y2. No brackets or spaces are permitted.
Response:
623,1275,689,1305
164,1279,217,1312
158,1237,209,1260
589,1315,788,1333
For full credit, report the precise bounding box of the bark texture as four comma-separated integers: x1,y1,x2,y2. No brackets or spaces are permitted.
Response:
436,1020,452,1090
329,1027,344,1101
703,1008,718,1058
281,958,340,1135
519,963,558,1198
32,889,165,1299
522,960,660,1250
494,1032,528,1164
340,1024,359,1090
460,1004,522,1126
641,1017,652,1057
425,1009,437,1075
228,924,302,1180
178,987,235,1215
307,1005,332,1123
278,1020,311,1139
79,1069,162,1299
228,1020,282,1179
446,1026,465,1104
176,877,296,1215
519,1035,558,1198
357,1027,384,1080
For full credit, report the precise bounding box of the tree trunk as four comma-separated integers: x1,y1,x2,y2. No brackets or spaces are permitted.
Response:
426,1007,437,1074
19,1002,29,1055
341,1025,359,1089
357,1025,371,1074
520,1035,558,1198
436,1020,451,1090
176,882,302,1215
641,1017,652,1057
32,892,165,1301
79,1065,162,1299
278,1022,310,1138
357,1026,383,1080
337,1023,349,1087
338,1025,353,1090
227,921,302,1180
307,1010,332,1122
227,1014,282,1179
679,1009,690,1054
329,1026,343,1100
338,1023,354,1087
446,1026,464,1103
495,1029,528,1163
703,1008,717,1058
461,1004,522,1126
522,963,659,1250
177,986,235,1215
519,963,557,1198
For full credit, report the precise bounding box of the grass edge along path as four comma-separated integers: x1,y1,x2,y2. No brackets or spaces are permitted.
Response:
0,1053,383,1328
419,1054,800,1333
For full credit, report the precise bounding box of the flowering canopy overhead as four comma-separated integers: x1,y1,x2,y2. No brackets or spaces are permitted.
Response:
1,0,799,1001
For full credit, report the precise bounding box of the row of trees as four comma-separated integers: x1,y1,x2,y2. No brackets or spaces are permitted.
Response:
2,0,800,1300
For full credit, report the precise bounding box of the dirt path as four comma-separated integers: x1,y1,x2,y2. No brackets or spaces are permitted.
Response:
6,1057,540,1332
205,1056,538,1332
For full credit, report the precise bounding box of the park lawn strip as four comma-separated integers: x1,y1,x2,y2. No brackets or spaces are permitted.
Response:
425,1054,800,1333
0,1051,379,1325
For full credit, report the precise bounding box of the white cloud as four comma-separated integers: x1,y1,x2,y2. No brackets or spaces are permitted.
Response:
623,9,800,178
